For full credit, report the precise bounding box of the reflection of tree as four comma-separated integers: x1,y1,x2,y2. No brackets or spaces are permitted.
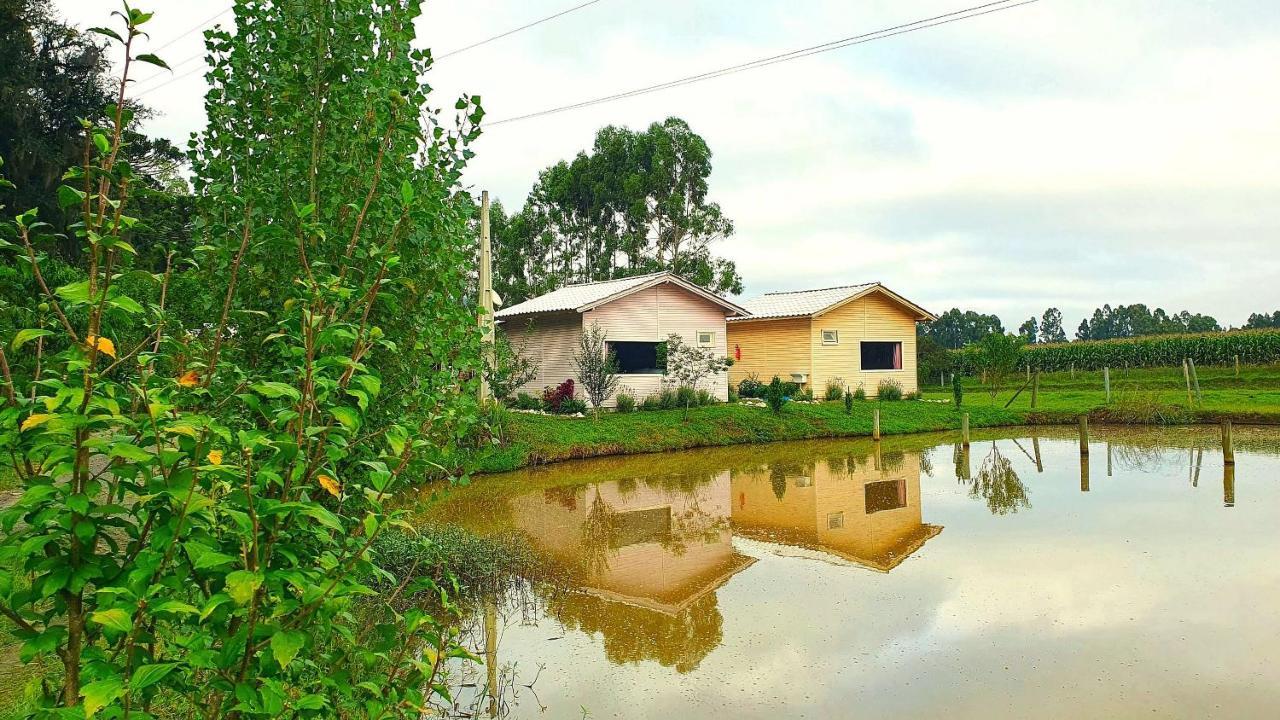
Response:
662,488,727,557
880,450,905,473
953,443,970,480
919,447,934,478
770,467,787,500
546,591,724,674
580,493,617,580
965,444,1031,515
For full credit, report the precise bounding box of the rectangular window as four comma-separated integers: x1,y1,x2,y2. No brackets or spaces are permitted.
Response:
821,330,839,345
697,331,714,347
860,341,903,370
865,479,907,514
608,341,665,374
826,511,844,530
609,507,672,547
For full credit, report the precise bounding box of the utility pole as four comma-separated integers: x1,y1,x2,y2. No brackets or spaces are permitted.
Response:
479,190,495,404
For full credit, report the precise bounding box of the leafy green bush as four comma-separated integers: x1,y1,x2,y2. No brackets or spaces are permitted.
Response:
676,385,698,408
952,373,963,406
557,397,588,415
658,387,679,410
513,392,543,411
844,389,853,414
543,378,576,411
951,328,1280,372
640,394,662,411
904,390,921,400
763,376,787,414
877,378,904,400
853,384,867,401
615,393,636,413
796,388,814,401
728,387,739,403
824,378,845,401
695,388,714,406
738,373,764,398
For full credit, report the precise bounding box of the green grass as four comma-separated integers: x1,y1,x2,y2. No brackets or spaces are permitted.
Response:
472,364,1280,475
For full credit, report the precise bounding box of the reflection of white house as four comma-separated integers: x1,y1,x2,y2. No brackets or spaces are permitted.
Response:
508,471,755,614
731,451,941,572
496,272,749,407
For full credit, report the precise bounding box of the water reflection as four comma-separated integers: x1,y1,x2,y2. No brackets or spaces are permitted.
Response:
417,426,1280,719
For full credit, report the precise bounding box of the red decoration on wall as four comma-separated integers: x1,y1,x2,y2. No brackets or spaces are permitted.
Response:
734,343,741,360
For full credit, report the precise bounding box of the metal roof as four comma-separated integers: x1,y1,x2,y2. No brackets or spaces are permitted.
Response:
494,271,748,318
728,282,936,322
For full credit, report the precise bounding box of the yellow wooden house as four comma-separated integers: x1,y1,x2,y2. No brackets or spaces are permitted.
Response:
726,282,936,397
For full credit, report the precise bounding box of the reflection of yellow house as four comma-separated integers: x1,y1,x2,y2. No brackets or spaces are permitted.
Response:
730,451,941,572
508,471,755,615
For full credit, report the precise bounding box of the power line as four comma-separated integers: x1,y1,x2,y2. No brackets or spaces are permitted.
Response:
149,5,232,52
435,0,605,61
487,0,1042,127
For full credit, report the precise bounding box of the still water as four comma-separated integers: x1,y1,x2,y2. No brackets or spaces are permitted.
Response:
421,426,1280,719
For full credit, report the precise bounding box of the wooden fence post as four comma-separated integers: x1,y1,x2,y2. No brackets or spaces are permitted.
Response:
1031,370,1039,409
1223,463,1235,507
961,413,970,448
1182,359,1193,405
1234,354,1240,377
1222,420,1234,465
1078,416,1089,456
873,408,881,441
1080,455,1090,492
1189,358,1202,402
1103,366,1111,403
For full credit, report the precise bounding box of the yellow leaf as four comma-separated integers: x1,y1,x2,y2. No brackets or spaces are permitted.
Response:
86,334,116,358
206,449,223,466
20,413,53,432
177,370,200,387
317,474,341,497
165,425,198,438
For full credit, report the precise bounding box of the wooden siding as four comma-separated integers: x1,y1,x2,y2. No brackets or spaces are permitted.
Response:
811,291,919,396
726,317,812,388
583,283,730,404
498,310,582,399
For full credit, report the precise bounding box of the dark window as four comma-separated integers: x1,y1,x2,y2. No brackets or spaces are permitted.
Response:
609,341,665,374
860,341,902,370
865,479,907,513
609,507,671,547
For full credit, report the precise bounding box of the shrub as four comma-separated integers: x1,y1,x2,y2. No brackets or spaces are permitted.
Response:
543,378,577,411
904,390,921,400
615,393,636,413
763,376,788,414
676,385,698,408
695,388,714,406
877,378,904,401
853,384,867,401
844,389,853,414
574,321,622,413
796,388,814,402
825,378,845,401
728,388,739,403
738,373,764,399
658,387,679,410
952,373,963,407
514,392,543,411
486,332,539,401
640,394,662,411
557,397,588,415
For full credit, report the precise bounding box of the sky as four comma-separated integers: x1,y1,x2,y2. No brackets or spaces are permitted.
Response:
54,0,1280,333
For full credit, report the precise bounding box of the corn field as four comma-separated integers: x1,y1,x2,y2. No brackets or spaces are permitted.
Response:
951,329,1280,373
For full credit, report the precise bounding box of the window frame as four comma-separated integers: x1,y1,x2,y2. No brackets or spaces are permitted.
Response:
696,330,715,348
859,340,903,372
821,329,839,345
826,511,845,530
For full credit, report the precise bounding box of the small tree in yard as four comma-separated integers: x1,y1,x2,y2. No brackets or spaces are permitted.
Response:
977,332,1024,399
663,333,730,418
574,322,622,414
487,331,539,402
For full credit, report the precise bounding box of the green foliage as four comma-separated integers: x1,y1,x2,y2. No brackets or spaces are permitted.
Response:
919,308,1004,349
843,389,853,414
1018,316,1038,344
486,332,538,401
975,332,1025,397
695,388,714,406
737,373,763,399
542,379,577,412
904,390,921,401
574,322,621,413
763,377,787,415
1039,307,1067,343
488,118,742,304
952,372,963,407
657,387,679,410
1245,311,1280,329
370,526,535,599
877,379,904,401
557,397,588,415
953,329,1280,373
853,384,867,402
615,393,636,413
0,2,486,717
513,392,542,411
824,378,845,401
1075,303,1220,340
639,393,662,411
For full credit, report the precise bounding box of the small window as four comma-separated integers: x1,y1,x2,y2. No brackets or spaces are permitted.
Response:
826,511,845,529
697,331,714,347
608,341,665,374
821,330,839,345
865,479,907,514
860,341,902,370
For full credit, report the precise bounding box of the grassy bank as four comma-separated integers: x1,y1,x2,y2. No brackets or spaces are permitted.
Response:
474,364,1280,474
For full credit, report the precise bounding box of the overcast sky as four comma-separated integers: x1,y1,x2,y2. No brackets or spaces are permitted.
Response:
55,0,1280,332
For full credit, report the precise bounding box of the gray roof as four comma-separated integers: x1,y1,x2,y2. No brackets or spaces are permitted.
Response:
729,282,936,322
495,271,748,318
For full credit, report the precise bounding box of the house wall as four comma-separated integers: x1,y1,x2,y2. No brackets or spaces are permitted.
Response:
810,292,919,397
582,283,730,405
499,310,582,399
725,317,813,389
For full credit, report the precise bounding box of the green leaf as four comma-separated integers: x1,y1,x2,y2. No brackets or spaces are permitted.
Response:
130,662,179,691
88,26,124,42
11,328,53,351
56,184,85,209
82,676,124,718
93,133,111,155
251,382,302,401
330,406,360,431
109,443,153,462
90,608,132,634
270,630,307,670
400,179,414,205
225,570,263,605
135,53,169,70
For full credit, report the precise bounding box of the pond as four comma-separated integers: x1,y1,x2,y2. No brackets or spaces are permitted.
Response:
418,426,1280,719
